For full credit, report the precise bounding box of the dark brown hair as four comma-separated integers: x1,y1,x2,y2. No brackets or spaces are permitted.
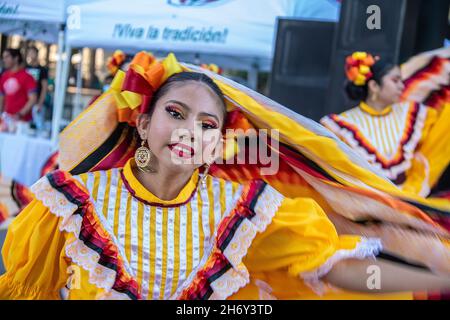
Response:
345,57,396,101
3,48,23,65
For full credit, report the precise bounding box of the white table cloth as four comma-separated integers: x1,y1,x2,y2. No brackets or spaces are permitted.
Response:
0,133,56,186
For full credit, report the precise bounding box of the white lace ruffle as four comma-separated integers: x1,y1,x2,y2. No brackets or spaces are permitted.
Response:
30,175,126,298
300,237,383,295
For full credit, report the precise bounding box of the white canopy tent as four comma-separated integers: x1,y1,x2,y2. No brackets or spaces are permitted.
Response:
65,0,341,66
0,0,69,145
0,0,66,43
65,0,300,71
51,0,293,141
53,0,341,143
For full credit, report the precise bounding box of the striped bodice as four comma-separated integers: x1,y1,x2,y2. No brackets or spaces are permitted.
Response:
321,101,429,182
338,103,411,159
74,168,243,300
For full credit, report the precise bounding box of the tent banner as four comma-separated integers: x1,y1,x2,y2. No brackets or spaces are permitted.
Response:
66,0,297,59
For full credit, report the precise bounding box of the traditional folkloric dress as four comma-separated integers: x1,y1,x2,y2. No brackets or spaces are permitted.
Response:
320,101,445,196
1,52,449,300
401,47,450,115
400,46,450,197
0,157,392,299
321,47,450,197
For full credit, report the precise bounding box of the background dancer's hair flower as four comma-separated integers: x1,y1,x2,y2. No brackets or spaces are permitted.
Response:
106,50,127,76
345,51,377,86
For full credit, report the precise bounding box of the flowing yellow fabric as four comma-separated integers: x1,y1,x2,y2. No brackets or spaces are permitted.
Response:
215,80,400,194
245,197,360,275
232,197,412,300
402,104,450,195
207,71,449,212
0,200,70,299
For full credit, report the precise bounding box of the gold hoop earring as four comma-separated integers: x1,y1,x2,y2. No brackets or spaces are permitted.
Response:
199,163,210,189
135,140,155,173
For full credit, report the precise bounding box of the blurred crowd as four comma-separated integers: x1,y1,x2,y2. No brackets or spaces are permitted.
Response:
0,46,51,136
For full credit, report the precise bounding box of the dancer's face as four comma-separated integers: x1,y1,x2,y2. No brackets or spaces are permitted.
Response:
137,81,225,174
370,66,405,105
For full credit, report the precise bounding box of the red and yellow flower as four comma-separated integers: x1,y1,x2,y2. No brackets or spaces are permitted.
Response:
345,51,376,86
106,50,127,76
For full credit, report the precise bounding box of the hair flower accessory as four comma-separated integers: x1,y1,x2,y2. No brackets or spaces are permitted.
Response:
108,52,183,126
345,51,377,86
106,50,127,76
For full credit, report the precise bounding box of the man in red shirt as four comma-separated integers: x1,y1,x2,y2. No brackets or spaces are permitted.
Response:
0,48,37,122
